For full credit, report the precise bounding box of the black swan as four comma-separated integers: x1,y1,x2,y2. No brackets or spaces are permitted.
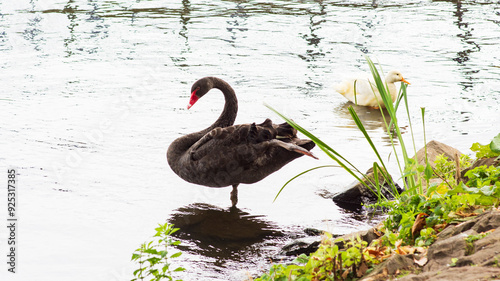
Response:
167,77,316,207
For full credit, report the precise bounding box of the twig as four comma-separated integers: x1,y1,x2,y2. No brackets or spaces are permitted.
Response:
432,170,454,190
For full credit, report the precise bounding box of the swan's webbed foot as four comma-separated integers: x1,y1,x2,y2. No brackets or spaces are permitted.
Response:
230,184,238,208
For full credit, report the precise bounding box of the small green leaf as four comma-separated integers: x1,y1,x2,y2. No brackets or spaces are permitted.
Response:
150,268,159,276
131,253,141,261
424,163,433,180
173,267,186,272
170,252,182,259
159,250,168,258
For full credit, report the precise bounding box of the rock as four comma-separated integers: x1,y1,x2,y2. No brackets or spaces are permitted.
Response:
361,254,415,280
398,266,500,281
303,228,323,236
411,140,464,192
332,167,402,210
335,227,381,250
455,228,500,267
280,238,320,257
425,211,500,272
280,227,381,258
437,210,500,240
424,233,468,271
413,140,463,169
363,210,500,280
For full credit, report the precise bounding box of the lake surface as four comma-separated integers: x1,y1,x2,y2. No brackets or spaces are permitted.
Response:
1,0,500,280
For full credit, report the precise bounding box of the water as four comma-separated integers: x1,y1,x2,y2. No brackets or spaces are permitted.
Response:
1,0,500,280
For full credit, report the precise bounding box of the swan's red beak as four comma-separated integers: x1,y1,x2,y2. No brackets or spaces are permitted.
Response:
187,90,199,109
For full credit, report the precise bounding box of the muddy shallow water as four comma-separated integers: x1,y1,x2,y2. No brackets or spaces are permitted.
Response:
1,0,500,280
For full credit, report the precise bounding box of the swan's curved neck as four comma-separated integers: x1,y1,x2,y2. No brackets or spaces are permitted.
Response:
167,78,238,166
206,77,238,131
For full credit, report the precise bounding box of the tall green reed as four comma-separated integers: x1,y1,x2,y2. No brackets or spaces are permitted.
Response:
268,56,429,203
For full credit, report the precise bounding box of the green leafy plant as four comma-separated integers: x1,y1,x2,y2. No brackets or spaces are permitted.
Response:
465,165,500,190
470,133,500,158
254,233,371,281
131,223,185,281
433,154,472,183
415,227,436,247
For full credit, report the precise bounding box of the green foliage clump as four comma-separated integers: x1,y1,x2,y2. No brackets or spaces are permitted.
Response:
465,165,500,190
470,133,500,158
131,223,185,281
433,154,472,182
255,233,371,281
380,156,499,246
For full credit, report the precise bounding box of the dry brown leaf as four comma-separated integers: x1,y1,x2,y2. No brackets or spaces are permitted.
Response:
366,248,386,258
456,210,478,217
357,261,369,277
414,256,428,266
342,269,350,279
401,246,416,255
414,247,427,254
395,247,407,255
395,239,403,248
433,223,448,232
411,213,429,238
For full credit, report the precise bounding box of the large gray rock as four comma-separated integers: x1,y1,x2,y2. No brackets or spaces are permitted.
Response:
362,211,500,281
413,140,463,169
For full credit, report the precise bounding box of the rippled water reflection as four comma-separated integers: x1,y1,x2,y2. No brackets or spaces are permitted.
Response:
1,0,500,280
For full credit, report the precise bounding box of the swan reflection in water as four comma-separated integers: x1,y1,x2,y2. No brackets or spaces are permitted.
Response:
168,203,284,261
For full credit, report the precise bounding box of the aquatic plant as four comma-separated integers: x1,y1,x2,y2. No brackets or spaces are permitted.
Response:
267,56,429,203
131,223,185,281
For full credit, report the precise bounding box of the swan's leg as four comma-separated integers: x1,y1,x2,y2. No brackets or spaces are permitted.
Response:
230,184,238,207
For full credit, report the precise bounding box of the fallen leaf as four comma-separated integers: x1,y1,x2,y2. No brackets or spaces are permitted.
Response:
342,269,349,279
357,261,369,277
433,223,448,232
367,249,384,257
395,239,403,248
412,213,429,238
414,247,427,254
396,247,407,255
456,210,478,217
414,256,428,266
400,246,416,255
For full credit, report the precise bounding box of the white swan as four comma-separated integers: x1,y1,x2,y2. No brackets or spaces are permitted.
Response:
334,70,410,108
